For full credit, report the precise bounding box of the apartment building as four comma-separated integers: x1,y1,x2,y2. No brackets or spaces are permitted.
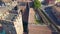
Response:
0,1,23,34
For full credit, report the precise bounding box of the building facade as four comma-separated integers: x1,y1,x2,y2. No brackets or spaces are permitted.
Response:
0,0,23,34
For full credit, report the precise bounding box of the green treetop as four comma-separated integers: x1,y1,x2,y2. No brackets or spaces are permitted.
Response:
34,0,41,9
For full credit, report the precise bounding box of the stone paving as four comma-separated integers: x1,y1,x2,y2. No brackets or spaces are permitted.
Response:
28,8,35,24
28,24,52,34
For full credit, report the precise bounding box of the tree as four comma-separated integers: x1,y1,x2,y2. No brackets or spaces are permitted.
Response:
34,0,41,9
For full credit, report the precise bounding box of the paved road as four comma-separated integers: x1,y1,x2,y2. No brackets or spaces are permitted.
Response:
28,24,58,34
28,8,36,24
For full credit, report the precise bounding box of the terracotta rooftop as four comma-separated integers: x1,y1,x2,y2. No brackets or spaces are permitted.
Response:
17,0,33,2
2,0,12,3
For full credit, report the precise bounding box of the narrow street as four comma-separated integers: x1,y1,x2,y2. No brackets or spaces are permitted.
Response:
27,5,57,34
28,24,52,34
28,8,35,24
